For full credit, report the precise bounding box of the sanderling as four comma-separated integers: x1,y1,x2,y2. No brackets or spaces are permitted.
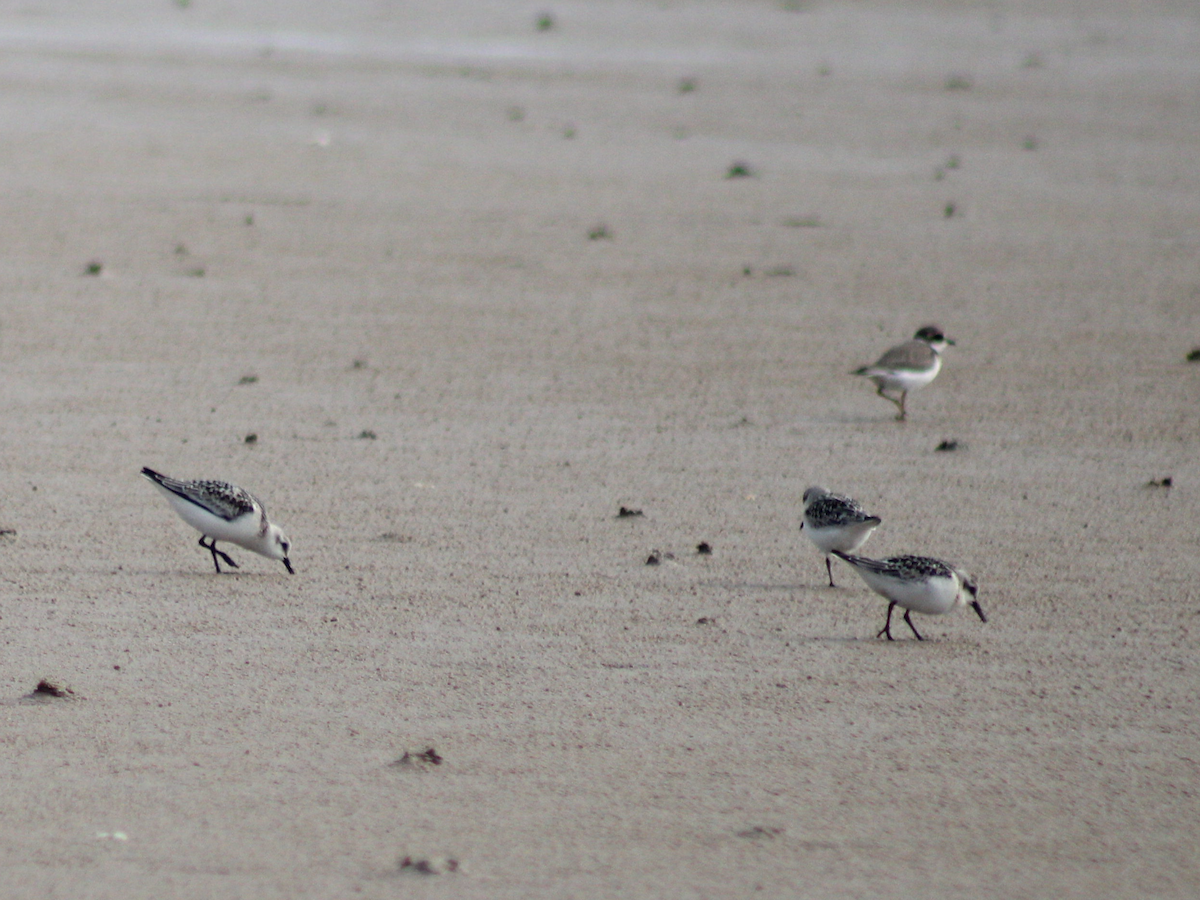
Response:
142,467,294,574
852,325,954,421
800,486,881,587
832,551,985,640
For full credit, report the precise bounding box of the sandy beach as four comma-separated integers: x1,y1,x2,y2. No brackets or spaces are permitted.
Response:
1,1,1198,897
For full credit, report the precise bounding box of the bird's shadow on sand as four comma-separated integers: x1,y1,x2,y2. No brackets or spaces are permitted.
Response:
696,578,850,593
121,567,289,580
786,411,910,430
697,580,976,645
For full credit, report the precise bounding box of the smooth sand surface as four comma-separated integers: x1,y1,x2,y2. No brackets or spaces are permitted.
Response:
1,2,1198,897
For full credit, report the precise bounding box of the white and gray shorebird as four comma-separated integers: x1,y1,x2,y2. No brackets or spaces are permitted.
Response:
852,325,954,421
800,486,881,587
142,467,294,574
833,551,985,641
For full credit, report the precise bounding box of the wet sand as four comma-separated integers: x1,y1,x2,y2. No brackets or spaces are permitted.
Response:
1,2,1198,897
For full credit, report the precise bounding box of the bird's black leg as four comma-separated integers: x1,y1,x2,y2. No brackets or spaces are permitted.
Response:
825,555,836,587
211,543,239,570
876,385,906,420
903,609,924,641
198,536,239,573
198,535,219,572
895,391,908,422
876,602,896,640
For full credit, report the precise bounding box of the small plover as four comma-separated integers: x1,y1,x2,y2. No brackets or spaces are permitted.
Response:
852,325,954,421
142,467,294,574
833,551,985,640
800,486,881,587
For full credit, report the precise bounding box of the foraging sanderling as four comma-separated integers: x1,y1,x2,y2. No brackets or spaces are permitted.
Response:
832,551,985,640
852,325,954,421
800,486,881,587
142,467,294,574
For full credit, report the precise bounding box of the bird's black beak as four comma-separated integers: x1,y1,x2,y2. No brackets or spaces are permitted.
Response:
971,599,987,622
283,558,295,575
946,338,957,346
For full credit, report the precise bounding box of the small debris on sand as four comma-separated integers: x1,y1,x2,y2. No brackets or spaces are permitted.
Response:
377,532,413,543
31,679,77,699
391,747,444,770
737,825,785,839
399,855,459,875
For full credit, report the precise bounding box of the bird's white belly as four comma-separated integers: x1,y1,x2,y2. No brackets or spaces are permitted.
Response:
806,522,877,554
162,491,261,548
860,570,960,615
868,357,941,393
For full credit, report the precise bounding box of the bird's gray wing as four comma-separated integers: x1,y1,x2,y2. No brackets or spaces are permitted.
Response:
148,470,257,521
871,340,935,371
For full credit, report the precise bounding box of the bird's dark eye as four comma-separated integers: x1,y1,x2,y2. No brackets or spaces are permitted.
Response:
282,541,290,554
